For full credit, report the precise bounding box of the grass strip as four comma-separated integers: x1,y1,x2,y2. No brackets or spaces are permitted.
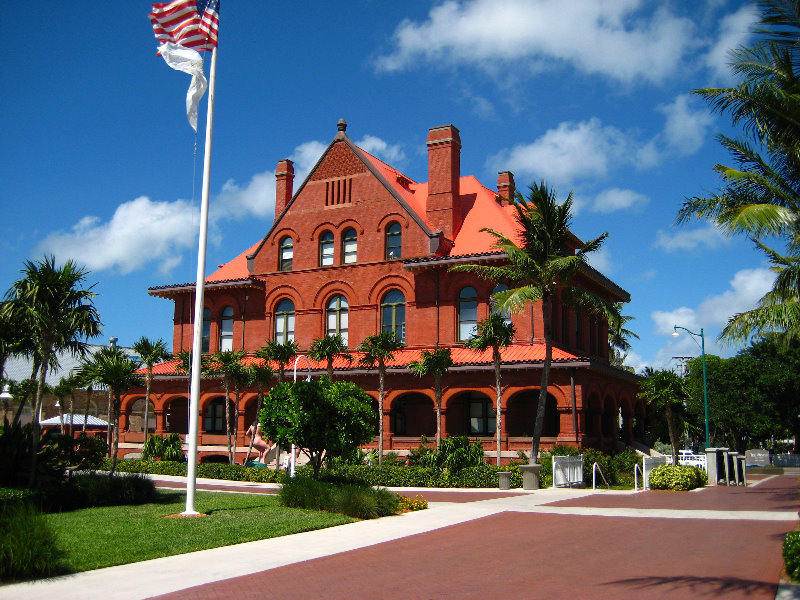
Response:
46,490,353,573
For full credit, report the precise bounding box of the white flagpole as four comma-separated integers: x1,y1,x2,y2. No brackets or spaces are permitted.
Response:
183,45,217,516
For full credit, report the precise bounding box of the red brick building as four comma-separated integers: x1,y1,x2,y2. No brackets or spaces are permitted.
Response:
118,120,642,462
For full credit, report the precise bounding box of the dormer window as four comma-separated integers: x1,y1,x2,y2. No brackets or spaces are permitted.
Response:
385,222,402,260
278,236,293,271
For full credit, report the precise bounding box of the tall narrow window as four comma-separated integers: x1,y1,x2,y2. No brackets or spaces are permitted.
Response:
469,394,496,435
278,236,293,271
201,307,211,353
385,222,402,260
274,299,295,344
326,295,349,345
220,306,234,351
458,286,478,341
575,313,583,350
381,289,406,342
490,283,511,325
319,231,334,267
342,228,357,264
203,399,226,434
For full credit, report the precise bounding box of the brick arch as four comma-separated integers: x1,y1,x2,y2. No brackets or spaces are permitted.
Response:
121,394,146,415
163,395,189,434
210,293,241,318
389,391,435,438
313,280,357,307
505,389,560,437
269,227,300,246
366,274,414,305
264,285,303,312
309,221,338,241
376,212,409,231
445,389,494,437
335,218,365,236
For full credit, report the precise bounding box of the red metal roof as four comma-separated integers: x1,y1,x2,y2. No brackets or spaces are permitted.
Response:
146,344,581,376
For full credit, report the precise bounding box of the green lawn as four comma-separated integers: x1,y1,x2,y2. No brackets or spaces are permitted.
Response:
46,490,354,573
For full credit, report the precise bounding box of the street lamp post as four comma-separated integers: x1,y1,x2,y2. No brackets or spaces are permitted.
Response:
672,325,710,450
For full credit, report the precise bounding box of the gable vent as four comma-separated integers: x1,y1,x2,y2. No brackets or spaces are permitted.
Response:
325,177,352,206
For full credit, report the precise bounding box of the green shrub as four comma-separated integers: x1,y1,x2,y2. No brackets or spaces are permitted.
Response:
141,434,185,462
279,477,398,519
648,465,706,491
784,531,800,582
0,503,66,581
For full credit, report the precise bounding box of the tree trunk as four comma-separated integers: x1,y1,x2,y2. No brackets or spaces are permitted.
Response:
327,360,334,380
109,394,121,476
494,347,502,466
143,370,153,445
665,400,678,466
105,388,113,452
224,382,233,464
530,295,553,464
435,375,442,449
68,393,75,438
29,359,50,487
378,361,385,465
58,398,64,434
82,386,93,433
232,388,241,464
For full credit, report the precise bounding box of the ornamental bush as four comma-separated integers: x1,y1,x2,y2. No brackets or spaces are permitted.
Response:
0,503,66,582
279,476,399,519
648,465,707,491
783,530,800,582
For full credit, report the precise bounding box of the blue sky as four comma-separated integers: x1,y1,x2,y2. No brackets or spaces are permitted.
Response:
1,1,770,371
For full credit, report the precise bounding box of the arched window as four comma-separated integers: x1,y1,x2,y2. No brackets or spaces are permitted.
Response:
381,289,406,342
220,306,234,351
274,299,295,344
131,398,156,433
458,286,478,341
342,228,357,264
203,398,226,434
319,230,334,267
385,222,402,260
490,283,511,325
278,236,293,271
467,392,496,435
201,307,211,353
326,295,349,345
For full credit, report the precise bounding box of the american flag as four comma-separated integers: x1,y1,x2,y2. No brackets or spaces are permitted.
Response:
149,0,219,51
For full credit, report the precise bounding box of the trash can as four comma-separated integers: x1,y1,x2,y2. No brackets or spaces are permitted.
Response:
519,464,542,490
498,471,511,490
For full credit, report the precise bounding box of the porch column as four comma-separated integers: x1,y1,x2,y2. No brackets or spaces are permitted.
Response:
154,409,166,434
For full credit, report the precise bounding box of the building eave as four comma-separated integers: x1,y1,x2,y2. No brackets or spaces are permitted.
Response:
148,278,265,299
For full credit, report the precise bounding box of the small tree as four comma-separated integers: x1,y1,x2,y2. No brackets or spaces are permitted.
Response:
465,314,515,465
262,340,299,383
308,334,352,380
131,337,171,444
358,331,403,464
244,361,274,464
259,379,374,478
408,347,453,449
208,350,247,464
638,369,688,465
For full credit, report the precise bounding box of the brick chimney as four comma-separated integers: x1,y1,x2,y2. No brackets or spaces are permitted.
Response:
426,125,462,240
275,158,294,218
497,171,515,205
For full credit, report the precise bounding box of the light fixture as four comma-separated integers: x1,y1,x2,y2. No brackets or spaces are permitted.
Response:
672,325,710,450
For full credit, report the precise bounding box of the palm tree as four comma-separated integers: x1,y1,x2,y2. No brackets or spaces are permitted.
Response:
465,314,515,465
244,361,274,464
262,340,299,383
607,304,639,369
2,256,101,485
308,334,352,379
452,182,618,464
408,347,453,449
358,331,403,464
637,369,688,466
678,2,800,342
131,337,171,444
207,350,247,464
51,377,75,435
81,347,143,475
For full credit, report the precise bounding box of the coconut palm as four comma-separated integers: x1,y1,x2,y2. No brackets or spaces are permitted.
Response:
207,350,247,464
2,255,101,485
452,182,619,464
358,331,403,464
607,304,639,369
51,377,75,435
465,314,515,465
308,334,352,379
81,347,143,475
408,347,453,449
637,369,688,466
262,340,299,383
131,337,171,444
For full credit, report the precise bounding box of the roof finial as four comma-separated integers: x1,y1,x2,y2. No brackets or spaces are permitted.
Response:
337,118,347,132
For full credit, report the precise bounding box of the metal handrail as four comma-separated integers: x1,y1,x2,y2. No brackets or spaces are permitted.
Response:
592,462,610,490
634,464,642,491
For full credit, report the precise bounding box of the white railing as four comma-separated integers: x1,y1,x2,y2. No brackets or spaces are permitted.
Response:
642,456,667,490
553,454,583,488
592,462,610,490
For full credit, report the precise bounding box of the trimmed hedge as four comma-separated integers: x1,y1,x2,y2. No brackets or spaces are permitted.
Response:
102,458,288,483
648,465,708,491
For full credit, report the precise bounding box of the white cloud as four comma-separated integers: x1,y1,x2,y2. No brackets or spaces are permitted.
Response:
586,247,613,274
703,5,758,83
488,118,631,184
590,188,649,213
291,141,328,182
656,94,714,156
375,0,695,84
37,196,197,275
653,225,729,252
355,135,406,165
213,171,276,221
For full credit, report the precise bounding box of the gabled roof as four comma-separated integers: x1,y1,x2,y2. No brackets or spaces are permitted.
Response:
4,344,137,388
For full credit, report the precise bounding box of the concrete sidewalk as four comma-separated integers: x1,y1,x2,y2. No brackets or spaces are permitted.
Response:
2,475,797,600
